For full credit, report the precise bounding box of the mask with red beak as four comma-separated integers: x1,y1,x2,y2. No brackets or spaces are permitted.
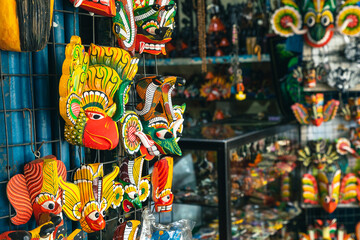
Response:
59,36,139,150
6,156,66,234
59,163,119,233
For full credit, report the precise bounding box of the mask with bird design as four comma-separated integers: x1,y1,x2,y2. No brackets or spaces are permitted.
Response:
59,36,139,150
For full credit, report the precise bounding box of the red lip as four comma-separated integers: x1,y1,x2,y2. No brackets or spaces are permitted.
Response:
123,199,134,212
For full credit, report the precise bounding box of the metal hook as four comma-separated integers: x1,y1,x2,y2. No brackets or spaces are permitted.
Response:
23,108,43,159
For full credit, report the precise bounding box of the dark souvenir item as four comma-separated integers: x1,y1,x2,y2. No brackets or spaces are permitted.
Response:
327,67,358,91
0,0,54,51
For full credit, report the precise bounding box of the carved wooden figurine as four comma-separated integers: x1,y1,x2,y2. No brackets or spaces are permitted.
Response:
113,220,141,240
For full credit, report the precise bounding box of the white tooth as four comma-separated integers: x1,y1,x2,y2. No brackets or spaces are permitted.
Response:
145,43,150,49
150,44,155,49
156,45,161,50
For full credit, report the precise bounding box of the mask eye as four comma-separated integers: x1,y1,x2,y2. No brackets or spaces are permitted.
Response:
306,16,315,27
161,195,171,203
42,201,56,210
321,15,330,26
325,196,330,203
87,112,105,120
88,211,100,221
331,198,336,202
128,191,138,200
146,27,159,35
156,129,173,140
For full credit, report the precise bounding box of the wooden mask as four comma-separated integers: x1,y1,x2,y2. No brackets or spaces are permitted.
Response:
7,156,66,227
69,0,116,17
135,76,186,160
271,0,360,48
115,156,150,212
59,36,139,150
59,163,119,233
291,93,339,126
152,156,174,212
133,0,177,55
113,220,140,240
113,0,137,54
0,0,54,51
302,171,358,213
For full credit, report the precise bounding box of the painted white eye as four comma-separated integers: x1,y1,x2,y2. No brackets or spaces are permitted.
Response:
88,112,104,120
42,201,56,210
161,195,171,203
324,196,330,203
145,27,159,35
321,15,331,26
88,211,100,221
128,191,138,200
156,129,173,140
306,16,315,27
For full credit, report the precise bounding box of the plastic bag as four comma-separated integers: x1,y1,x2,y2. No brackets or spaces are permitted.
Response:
140,209,195,240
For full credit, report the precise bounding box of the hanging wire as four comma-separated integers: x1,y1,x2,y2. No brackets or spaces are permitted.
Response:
24,108,44,158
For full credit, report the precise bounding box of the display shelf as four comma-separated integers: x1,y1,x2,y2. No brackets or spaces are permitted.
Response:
301,203,360,209
173,201,218,208
303,82,360,92
179,122,300,240
139,54,270,66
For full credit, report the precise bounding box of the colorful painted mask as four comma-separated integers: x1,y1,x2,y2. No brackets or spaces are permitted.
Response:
342,98,360,124
271,0,360,47
69,0,116,17
302,171,357,213
7,156,66,227
59,163,119,233
0,0,54,51
133,0,177,55
113,0,137,54
200,75,232,101
152,156,174,212
291,93,339,126
135,76,186,160
115,156,150,212
0,214,69,240
113,220,140,240
59,36,138,150
298,139,339,170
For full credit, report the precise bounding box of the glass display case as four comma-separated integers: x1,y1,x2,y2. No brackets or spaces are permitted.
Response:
172,121,300,239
